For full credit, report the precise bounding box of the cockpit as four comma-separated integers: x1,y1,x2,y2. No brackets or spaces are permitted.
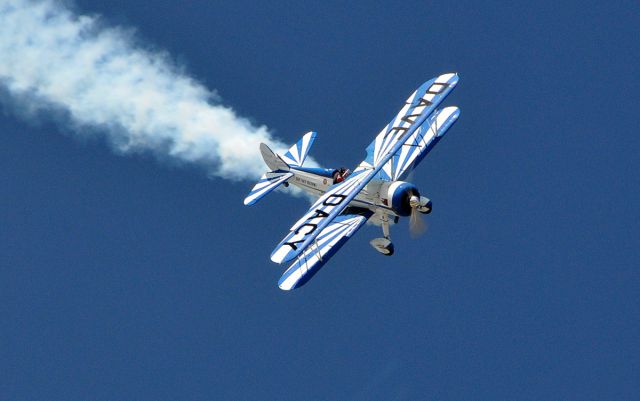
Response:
332,167,351,184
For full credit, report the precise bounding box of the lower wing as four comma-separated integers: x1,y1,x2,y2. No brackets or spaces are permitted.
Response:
277,210,371,290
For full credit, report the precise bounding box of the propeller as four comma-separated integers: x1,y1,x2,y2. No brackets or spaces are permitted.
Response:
408,193,429,238
404,112,439,238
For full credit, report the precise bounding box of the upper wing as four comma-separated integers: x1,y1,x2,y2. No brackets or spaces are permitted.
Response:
387,106,461,181
271,73,459,264
355,73,459,173
277,210,371,290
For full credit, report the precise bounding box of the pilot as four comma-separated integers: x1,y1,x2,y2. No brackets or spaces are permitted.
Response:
333,167,351,184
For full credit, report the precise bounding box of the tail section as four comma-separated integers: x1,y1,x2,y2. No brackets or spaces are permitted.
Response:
244,131,317,206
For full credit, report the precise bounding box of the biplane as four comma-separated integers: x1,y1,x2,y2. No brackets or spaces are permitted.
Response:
244,73,460,290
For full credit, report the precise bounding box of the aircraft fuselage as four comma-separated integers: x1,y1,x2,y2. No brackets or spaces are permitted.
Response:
288,166,418,223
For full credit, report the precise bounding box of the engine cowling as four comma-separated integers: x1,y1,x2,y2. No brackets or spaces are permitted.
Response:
379,181,432,216
380,181,420,216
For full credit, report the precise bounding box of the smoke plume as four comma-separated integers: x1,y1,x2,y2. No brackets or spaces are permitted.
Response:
0,0,300,181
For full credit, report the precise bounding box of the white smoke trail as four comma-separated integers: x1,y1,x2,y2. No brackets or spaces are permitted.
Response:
0,0,303,181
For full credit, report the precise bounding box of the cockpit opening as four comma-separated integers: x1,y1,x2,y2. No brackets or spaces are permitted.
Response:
332,167,351,184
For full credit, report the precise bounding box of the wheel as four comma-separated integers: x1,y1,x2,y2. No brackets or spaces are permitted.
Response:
370,238,394,256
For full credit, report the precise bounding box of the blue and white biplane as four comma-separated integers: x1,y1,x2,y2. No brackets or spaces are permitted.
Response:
244,73,461,290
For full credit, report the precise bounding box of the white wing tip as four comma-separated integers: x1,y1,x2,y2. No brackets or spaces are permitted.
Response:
270,247,290,264
437,72,459,84
278,281,295,291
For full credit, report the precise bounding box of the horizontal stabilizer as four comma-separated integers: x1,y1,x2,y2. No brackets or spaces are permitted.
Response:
243,171,294,206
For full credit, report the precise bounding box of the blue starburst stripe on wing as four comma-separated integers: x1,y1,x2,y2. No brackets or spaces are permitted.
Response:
388,106,460,181
356,73,459,173
279,131,317,167
278,212,371,291
243,171,294,206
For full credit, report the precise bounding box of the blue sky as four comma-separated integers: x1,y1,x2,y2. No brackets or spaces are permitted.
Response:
1,1,638,400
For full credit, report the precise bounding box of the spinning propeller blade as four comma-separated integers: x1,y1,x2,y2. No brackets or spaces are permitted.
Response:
409,203,428,238
408,192,429,238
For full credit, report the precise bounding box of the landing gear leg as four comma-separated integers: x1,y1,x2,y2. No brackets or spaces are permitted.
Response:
370,214,395,256
382,214,391,240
